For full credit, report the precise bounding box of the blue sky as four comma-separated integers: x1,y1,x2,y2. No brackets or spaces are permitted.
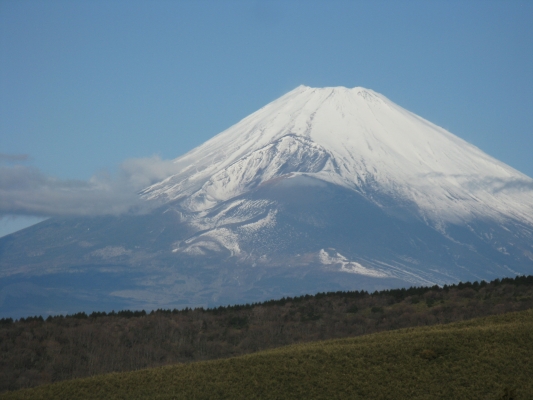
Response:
1,0,532,236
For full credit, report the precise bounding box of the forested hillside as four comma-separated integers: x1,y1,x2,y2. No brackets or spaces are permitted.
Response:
3,309,532,399
1,276,532,392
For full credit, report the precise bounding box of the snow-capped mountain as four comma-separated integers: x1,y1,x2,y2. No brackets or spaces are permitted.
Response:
1,86,532,318
138,86,533,283
143,86,533,225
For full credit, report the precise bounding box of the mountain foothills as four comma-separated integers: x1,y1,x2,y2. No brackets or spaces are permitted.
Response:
1,86,533,317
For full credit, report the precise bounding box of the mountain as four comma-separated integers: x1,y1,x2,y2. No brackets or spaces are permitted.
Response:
1,86,533,318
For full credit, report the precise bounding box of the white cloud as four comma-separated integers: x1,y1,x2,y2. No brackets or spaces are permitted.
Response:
0,155,181,217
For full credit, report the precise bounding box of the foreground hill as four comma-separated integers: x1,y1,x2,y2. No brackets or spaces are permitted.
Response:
1,276,532,393
3,308,532,399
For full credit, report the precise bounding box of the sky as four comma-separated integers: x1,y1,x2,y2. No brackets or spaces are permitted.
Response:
1,0,532,237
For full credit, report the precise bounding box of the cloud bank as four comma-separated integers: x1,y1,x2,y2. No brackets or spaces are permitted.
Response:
0,156,181,218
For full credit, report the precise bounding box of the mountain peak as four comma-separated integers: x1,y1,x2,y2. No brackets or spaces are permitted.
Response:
142,86,533,225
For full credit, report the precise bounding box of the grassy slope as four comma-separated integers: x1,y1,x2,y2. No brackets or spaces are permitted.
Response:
3,309,532,400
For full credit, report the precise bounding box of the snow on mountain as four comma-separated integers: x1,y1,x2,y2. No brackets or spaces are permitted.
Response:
142,86,533,226
318,249,388,277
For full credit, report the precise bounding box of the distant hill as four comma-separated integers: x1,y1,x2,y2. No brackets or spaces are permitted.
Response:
1,276,532,394
3,308,532,399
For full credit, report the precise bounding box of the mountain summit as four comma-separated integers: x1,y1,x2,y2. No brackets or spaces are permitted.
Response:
144,86,533,224
1,86,533,317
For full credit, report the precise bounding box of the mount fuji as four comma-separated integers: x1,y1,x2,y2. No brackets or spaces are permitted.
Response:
2,86,533,317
